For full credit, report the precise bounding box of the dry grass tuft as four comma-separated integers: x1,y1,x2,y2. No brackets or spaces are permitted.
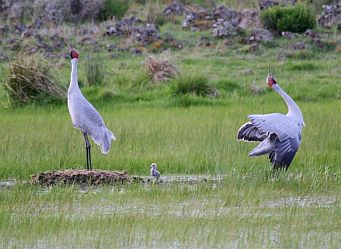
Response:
145,54,178,82
2,53,66,105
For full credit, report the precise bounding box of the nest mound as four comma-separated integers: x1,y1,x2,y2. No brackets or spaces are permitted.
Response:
31,169,143,186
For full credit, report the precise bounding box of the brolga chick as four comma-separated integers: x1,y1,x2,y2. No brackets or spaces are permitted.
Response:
150,163,161,180
67,49,116,171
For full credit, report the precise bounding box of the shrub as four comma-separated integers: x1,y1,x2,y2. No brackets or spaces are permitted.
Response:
98,0,129,21
260,4,316,34
145,56,178,82
1,54,66,106
171,75,219,98
85,53,106,86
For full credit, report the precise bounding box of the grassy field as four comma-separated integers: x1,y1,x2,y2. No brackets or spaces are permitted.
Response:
1,13,341,248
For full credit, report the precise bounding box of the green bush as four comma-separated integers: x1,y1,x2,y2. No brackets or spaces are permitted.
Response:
98,0,129,21
171,75,219,98
260,4,316,34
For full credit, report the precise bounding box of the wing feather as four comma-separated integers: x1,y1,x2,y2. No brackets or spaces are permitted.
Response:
237,122,268,142
269,134,300,170
248,113,299,140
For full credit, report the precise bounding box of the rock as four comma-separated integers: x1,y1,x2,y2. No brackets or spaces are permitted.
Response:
290,41,306,50
259,0,279,10
213,5,241,27
304,29,320,40
182,11,215,30
183,5,261,33
183,5,242,33
106,26,117,35
212,18,237,37
281,31,296,39
239,9,260,29
163,1,184,16
317,1,341,28
212,6,241,37
13,23,27,34
249,28,273,42
105,17,158,46
134,24,160,46
105,17,140,36
107,44,117,52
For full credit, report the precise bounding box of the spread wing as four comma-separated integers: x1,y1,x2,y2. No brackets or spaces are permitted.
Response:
248,113,300,140
239,113,302,170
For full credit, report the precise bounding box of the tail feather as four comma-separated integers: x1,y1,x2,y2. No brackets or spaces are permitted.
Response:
90,127,116,154
100,128,116,154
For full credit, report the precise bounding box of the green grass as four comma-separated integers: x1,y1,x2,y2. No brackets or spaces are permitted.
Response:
1,15,341,248
0,99,340,248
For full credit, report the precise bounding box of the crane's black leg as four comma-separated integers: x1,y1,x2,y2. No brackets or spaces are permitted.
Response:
88,142,92,171
83,132,92,171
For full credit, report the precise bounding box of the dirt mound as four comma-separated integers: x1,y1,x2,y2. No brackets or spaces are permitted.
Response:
31,169,143,186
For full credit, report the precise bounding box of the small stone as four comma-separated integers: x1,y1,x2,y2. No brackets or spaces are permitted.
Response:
249,28,273,42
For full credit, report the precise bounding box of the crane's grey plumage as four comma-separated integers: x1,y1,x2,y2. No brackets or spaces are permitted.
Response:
67,49,116,171
237,73,304,171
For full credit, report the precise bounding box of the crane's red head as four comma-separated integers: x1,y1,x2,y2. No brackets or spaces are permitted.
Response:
70,49,79,59
267,73,277,88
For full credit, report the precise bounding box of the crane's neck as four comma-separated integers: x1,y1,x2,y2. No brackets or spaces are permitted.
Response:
69,59,81,94
273,84,305,126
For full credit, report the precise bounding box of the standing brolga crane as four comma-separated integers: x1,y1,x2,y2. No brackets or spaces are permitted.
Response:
68,49,116,171
237,72,305,171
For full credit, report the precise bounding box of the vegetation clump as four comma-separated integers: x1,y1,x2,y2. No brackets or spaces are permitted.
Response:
146,56,178,82
171,75,219,98
260,4,316,34
1,53,66,106
85,53,106,86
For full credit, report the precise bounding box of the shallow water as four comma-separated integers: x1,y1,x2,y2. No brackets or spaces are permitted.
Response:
261,196,337,208
0,179,16,188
